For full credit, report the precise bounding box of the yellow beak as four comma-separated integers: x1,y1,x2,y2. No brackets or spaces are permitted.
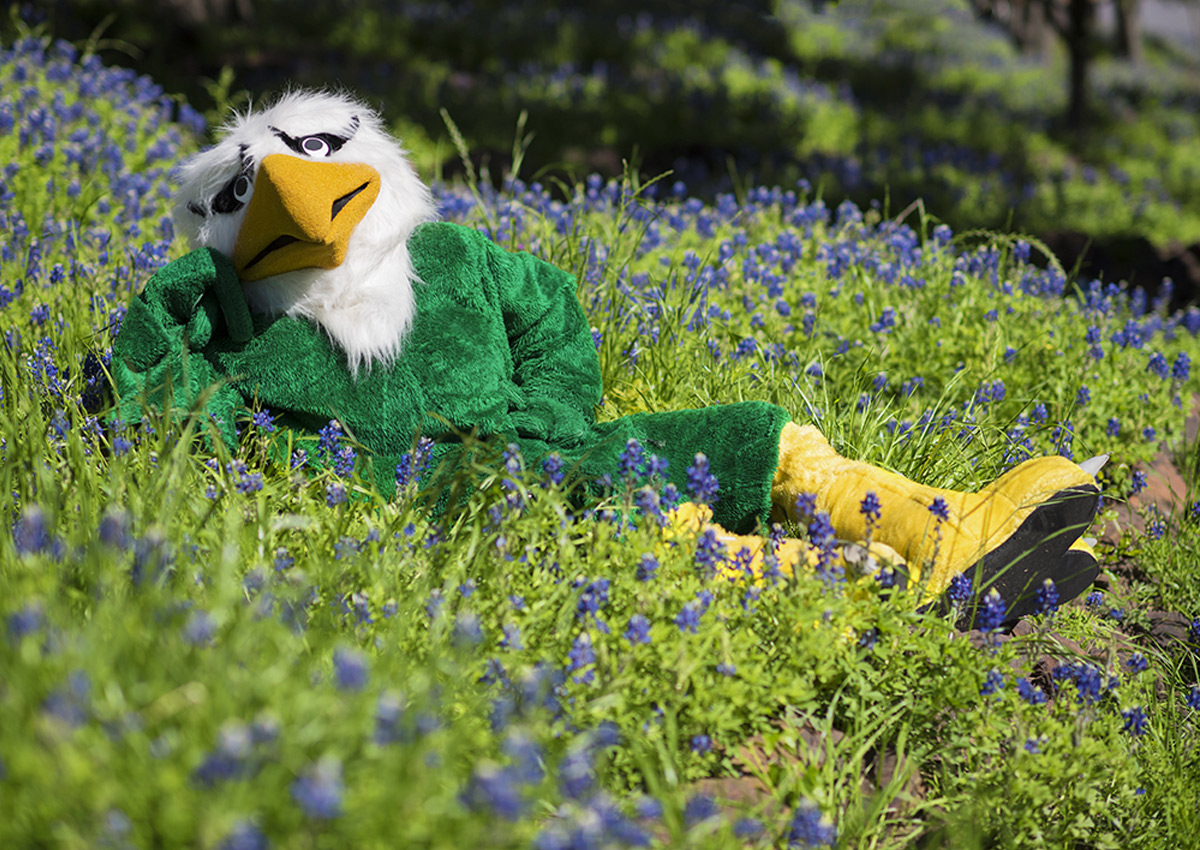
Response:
232,154,381,281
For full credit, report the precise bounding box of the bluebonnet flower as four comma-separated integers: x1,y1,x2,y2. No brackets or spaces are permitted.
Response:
1148,352,1170,379
686,454,719,504
558,749,595,800
1076,385,1090,407
683,793,719,826
946,573,972,605
461,763,525,820
1172,352,1191,381
1024,737,1042,754
734,817,765,839
618,438,645,480
694,528,726,576
334,445,356,478
1016,677,1047,705
977,588,1007,633
291,757,344,819
636,553,659,582
317,419,343,457
1034,578,1059,617
716,662,737,676
981,668,1005,697
1186,685,1200,711
1189,618,1200,644
181,609,216,646
1106,417,1121,437
928,496,950,522
194,720,253,786
576,578,610,620
675,600,703,634
333,647,369,692
251,409,275,432
788,800,836,847
325,481,347,507
690,733,713,754
6,601,44,641
568,632,596,682
426,589,444,620
373,691,406,745
541,452,564,487
395,436,435,490
1122,705,1148,736
13,505,51,556
1144,426,1157,443
1125,653,1148,676
860,491,881,542
217,819,269,850
624,614,651,645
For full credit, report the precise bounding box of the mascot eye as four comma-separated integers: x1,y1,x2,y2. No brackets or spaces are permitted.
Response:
300,135,332,157
233,174,253,202
211,171,254,215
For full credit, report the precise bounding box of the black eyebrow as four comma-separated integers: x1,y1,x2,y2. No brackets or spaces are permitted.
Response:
268,116,359,154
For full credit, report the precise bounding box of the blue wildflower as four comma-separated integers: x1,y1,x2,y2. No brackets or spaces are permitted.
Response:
291,757,344,819
981,668,1005,698
332,647,369,692
1122,705,1148,736
978,588,1007,632
1016,677,1047,705
1125,653,1148,676
460,763,525,820
218,819,269,850
1034,578,1059,617
787,800,836,847
675,600,703,634
686,453,719,504
683,793,719,826
624,614,651,645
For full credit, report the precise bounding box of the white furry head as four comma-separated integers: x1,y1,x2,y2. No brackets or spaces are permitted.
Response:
173,89,438,373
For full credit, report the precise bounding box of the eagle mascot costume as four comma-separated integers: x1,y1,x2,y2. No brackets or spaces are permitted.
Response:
111,90,1105,623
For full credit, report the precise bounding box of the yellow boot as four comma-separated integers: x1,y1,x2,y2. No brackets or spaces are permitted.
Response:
771,423,1102,621
665,502,908,587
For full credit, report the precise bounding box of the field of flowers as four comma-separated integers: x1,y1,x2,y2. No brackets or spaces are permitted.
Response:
3,31,1200,850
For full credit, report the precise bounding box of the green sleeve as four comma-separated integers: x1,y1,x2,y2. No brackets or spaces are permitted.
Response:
110,248,253,449
481,237,602,447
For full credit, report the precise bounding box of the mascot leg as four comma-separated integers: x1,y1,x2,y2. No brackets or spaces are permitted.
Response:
771,423,1102,622
667,502,909,585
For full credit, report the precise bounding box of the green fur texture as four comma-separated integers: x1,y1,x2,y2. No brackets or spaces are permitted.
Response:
111,223,786,533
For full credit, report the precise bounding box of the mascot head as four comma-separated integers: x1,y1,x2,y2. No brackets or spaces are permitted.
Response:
173,89,437,373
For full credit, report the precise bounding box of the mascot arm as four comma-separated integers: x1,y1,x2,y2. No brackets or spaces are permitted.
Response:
484,238,602,445
110,248,251,449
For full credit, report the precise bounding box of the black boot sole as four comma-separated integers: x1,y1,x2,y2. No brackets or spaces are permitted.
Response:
925,483,1101,629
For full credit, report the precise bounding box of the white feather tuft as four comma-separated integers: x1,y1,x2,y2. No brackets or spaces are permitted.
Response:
172,88,438,374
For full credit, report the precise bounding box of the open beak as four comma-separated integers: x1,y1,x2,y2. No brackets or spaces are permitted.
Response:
232,154,381,281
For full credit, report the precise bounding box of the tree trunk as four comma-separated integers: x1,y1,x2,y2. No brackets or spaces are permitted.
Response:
1014,0,1052,55
1065,0,1093,133
1114,0,1144,64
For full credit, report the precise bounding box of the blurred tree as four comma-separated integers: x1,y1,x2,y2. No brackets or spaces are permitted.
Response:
1113,0,1143,62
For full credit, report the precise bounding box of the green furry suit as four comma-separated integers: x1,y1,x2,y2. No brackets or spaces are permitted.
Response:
112,221,789,533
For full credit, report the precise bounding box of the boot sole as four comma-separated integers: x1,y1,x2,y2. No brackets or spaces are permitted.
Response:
927,483,1101,629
